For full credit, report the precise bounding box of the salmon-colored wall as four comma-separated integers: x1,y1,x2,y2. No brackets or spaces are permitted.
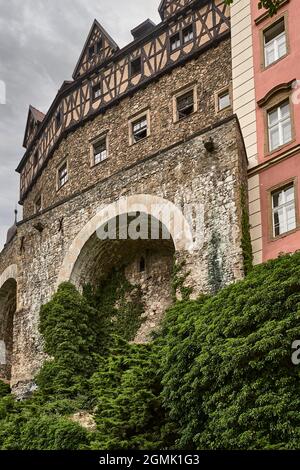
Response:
251,0,300,261
251,1,300,164
260,155,300,262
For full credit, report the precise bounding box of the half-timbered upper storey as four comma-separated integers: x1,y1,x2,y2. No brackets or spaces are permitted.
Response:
17,0,230,203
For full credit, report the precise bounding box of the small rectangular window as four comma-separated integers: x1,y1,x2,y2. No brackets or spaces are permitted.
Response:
132,116,148,143
183,25,194,44
177,90,194,120
96,38,103,54
92,84,101,100
218,90,230,111
88,45,95,59
58,162,68,189
34,195,42,214
130,57,142,77
272,183,296,237
268,100,292,152
264,18,287,67
93,137,107,165
170,32,181,52
55,110,62,130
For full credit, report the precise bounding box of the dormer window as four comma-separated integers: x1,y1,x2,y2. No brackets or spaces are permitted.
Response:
92,83,101,100
55,110,62,130
89,39,103,59
183,25,194,44
130,57,142,77
170,32,181,52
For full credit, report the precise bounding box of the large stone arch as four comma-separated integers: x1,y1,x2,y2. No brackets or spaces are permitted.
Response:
0,264,17,382
58,194,193,285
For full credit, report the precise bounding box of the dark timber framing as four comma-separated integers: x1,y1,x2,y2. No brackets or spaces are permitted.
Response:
16,0,230,203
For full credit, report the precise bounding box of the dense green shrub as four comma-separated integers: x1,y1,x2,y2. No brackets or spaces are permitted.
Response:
160,252,300,449
1,252,300,450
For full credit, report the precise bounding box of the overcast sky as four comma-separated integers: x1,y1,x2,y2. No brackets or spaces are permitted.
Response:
0,0,161,248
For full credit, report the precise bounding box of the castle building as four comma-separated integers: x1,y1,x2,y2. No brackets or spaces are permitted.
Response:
1,0,295,396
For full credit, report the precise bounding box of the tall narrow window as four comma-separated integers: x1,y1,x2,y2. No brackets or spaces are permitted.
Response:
218,89,230,111
96,38,103,54
130,57,142,77
88,45,95,59
93,137,107,165
183,24,194,44
176,90,195,120
132,115,148,143
92,83,101,100
268,100,292,152
58,162,68,189
264,18,287,67
272,184,296,237
170,32,181,52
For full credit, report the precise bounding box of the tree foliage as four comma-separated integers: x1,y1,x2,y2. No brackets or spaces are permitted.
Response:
224,0,281,16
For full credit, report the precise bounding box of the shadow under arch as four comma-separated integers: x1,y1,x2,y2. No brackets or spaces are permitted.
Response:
58,194,193,286
0,265,17,382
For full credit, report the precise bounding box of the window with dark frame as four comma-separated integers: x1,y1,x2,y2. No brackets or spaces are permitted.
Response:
96,38,103,54
176,90,195,120
58,162,68,189
271,183,296,237
170,32,181,52
55,110,62,130
183,24,194,44
93,137,107,165
92,83,101,100
130,57,142,77
132,115,148,143
264,17,287,67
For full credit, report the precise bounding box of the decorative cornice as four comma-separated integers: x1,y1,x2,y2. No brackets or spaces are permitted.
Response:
257,79,295,107
254,0,290,26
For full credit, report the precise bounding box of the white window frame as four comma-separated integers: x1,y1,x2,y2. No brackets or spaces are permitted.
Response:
268,101,292,152
264,19,287,67
57,161,68,190
272,184,296,237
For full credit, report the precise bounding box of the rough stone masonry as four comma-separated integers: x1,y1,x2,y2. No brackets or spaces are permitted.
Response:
0,2,249,397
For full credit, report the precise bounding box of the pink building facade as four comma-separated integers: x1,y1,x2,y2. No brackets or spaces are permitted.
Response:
231,0,300,264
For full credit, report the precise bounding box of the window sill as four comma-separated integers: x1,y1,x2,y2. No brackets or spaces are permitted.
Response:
91,157,109,168
173,110,197,124
265,138,295,158
269,225,300,242
261,52,288,72
130,135,149,146
56,181,69,193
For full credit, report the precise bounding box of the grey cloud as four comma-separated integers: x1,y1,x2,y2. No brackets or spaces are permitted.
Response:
0,0,160,247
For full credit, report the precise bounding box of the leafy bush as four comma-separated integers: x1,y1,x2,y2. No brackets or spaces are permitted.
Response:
160,252,300,449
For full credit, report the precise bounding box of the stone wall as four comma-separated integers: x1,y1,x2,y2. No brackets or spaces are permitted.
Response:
22,38,232,219
0,116,248,395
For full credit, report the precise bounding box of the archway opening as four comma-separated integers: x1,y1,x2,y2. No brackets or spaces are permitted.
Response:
0,278,17,382
70,213,175,342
